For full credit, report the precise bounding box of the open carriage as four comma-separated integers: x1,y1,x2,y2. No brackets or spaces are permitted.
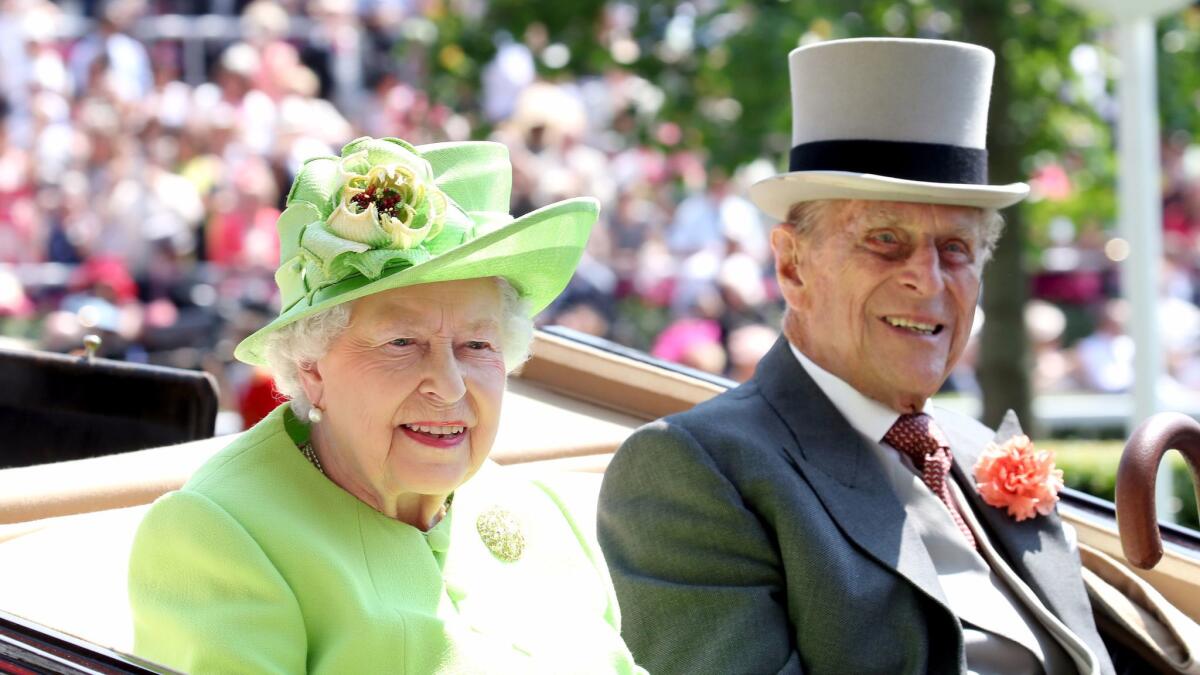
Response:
0,329,1197,673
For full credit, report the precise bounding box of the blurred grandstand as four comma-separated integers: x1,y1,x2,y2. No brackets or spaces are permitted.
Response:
0,0,1197,434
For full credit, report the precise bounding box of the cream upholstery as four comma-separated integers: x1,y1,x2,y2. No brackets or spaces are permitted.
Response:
0,436,226,526
0,462,609,656
0,505,149,652
0,381,637,526
0,380,636,655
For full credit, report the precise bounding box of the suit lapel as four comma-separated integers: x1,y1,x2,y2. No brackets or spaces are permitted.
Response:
936,409,1093,634
753,339,951,612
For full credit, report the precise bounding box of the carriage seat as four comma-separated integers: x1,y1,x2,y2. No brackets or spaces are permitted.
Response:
0,386,631,658
0,461,608,659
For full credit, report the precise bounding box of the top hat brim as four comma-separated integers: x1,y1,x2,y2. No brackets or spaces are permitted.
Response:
749,170,1029,222
234,197,597,366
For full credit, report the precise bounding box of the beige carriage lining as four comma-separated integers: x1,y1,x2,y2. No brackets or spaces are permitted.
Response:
0,371,644,655
0,377,642,529
1,334,1196,660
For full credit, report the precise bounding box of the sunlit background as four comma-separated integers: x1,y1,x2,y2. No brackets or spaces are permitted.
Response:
0,0,1196,525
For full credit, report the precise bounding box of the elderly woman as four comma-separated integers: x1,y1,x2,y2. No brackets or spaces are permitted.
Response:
128,137,643,673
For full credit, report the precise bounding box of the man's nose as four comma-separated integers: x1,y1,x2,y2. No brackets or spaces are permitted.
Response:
899,241,945,296
419,343,468,403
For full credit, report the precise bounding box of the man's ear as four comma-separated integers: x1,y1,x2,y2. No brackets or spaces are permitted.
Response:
771,226,807,309
297,359,325,411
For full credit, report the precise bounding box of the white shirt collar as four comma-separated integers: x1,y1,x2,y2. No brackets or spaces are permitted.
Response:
788,341,932,443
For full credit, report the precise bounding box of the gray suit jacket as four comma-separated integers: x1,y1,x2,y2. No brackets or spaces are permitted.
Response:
598,338,1114,675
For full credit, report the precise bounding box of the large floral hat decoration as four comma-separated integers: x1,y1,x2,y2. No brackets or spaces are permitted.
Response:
234,136,598,365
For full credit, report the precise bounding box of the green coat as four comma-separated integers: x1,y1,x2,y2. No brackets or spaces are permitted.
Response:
129,404,641,674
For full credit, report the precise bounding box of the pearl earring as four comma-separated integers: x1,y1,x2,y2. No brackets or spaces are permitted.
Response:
308,406,323,424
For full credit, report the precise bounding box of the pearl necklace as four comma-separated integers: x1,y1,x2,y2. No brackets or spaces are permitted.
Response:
298,441,454,524
299,441,325,475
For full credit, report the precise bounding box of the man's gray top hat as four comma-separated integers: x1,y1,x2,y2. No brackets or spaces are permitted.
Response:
749,38,1030,221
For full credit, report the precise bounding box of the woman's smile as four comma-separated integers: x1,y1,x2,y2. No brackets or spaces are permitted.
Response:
399,421,468,449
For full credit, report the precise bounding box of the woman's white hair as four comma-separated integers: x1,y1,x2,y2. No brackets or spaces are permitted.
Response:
263,278,534,421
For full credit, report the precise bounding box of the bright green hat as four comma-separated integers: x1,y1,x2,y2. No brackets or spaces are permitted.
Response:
234,136,598,366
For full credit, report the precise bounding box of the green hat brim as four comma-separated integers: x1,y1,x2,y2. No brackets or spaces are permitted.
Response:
234,196,598,366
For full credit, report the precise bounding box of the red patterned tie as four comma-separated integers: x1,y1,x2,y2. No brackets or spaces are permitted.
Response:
884,413,977,549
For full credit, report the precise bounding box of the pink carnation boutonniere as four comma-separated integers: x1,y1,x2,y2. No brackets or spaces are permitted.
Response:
973,434,1065,522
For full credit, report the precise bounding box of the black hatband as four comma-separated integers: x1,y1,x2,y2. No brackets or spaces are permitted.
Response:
788,140,987,185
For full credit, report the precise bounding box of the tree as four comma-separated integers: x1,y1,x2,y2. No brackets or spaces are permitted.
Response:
423,0,1152,427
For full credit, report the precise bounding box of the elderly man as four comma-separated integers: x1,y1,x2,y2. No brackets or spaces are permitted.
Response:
598,38,1115,675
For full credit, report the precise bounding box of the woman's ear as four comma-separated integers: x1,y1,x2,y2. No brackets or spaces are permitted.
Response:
297,360,325,411
771,226,807,310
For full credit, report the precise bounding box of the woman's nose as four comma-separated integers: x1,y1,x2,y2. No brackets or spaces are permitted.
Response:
418,343,467,403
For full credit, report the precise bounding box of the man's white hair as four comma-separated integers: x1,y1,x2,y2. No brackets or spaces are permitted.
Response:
262,278,533,421
785,200,1005,264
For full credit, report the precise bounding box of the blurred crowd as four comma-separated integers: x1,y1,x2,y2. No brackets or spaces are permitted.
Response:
0,0,1198,432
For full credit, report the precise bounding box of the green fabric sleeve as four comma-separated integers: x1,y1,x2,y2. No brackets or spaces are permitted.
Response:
530,473,649,675
128,491,307,674
530,475,621,631
598,422,802,674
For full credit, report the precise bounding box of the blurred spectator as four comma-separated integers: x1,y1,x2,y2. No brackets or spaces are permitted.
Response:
727,323,777,382
5,0,1199,435
0,96,38,263
239,366,282,428
553,301,611,338
69,0,152,104
240,0,300,102
1076,299,1135,393
0,265,33,318
1026,299,1076,393
943,309,985,396
651,316,726,376
665,168,732,258
42,255,143,358
482,38,535,124
24,7,72,97
206,156,279,269
716,252,771,339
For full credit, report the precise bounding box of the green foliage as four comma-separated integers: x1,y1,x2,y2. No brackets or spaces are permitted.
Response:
419,0,1148,251
416,0,1200,422
1157,10,1200,136
1055,440,1200,530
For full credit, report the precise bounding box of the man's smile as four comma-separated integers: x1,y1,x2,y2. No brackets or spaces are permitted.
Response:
881,315,945,336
